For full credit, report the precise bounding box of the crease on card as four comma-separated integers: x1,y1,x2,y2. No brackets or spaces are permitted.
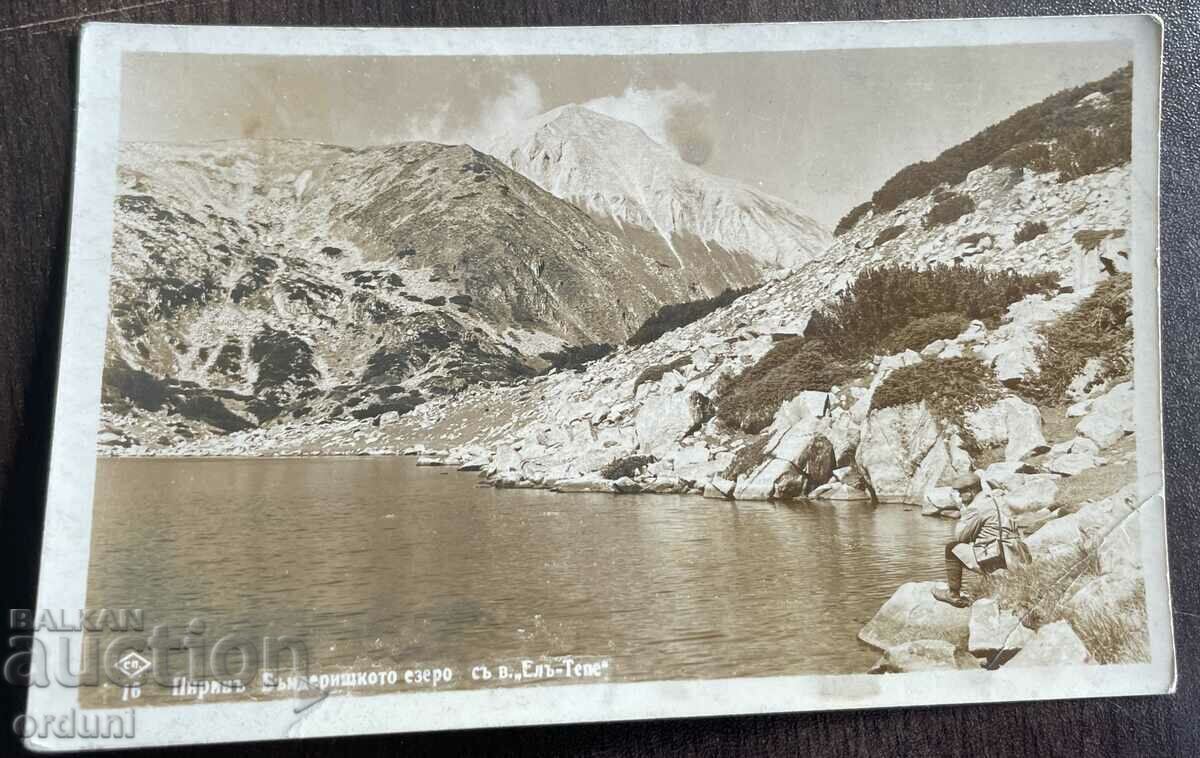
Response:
985,470,1165,670
285,681,332,737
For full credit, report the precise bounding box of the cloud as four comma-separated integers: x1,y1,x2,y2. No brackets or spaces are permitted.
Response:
387,76,716,165
395,73,545,147
581,83,716,165
477,74,545,138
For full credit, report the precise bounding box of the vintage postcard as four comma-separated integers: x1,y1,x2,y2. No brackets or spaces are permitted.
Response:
25,15,1170,751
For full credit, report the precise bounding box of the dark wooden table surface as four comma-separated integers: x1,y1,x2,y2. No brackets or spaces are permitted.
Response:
2,1,1197,755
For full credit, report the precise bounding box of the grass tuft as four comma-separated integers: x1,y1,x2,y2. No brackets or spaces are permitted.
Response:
1021,273,1132,404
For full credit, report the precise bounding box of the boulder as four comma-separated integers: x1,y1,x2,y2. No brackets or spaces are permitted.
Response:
1048,451,1101,476
1066,572,1142,622
493,444,523,473
921,339,948,358
868,640,982,674
855,403,941,500
552,477,617,494
956,320,987,343
858,582,972,650
703,477,736,500
992,473,1057,514
938,341,965,359
613,476,642,494
1075,382,1135,449
922,486,963,518
733,457,796,500
968,598,1036,663
635,390,712,456
1066,399,1093,418
808,481,871,501
803,435,836,491
1006,621,1092,667
965,397,1047,462
1066,358,1104,400
647,477,685,494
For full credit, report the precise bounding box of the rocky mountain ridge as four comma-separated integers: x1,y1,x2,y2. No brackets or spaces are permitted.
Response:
102,136,780,445
489,104,831,292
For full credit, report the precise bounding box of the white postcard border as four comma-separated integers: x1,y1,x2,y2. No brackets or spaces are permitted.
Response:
26,15,1169,752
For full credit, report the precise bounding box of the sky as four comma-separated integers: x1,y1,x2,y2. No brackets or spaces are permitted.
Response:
121,43,1131,229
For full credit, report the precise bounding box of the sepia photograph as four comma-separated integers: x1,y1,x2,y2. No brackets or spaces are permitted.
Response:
25,15,1170,751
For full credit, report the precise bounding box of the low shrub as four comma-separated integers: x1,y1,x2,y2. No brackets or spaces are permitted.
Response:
539,342,614,372
834,201,873,236
627,286,757,346
1022,273,1132,404
1070,580,1151,664
957,231,993,247
715,339,856,433
832,64,1130,233
721,436,769,480
883,312,969,353
633,355,692,391
804,263,1059,360
991,141,1056,173
1073,228,1125,252
923,192,976,229
1014,220,1050,245
871,356,1003,423
600,454,657,481
871,224,907,248
979,544,1149,664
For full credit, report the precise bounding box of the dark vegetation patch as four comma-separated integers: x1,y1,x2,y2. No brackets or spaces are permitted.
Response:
174,394,255,433
211,341,243,377
102,361,168,412
958,231,994,247
362,349,413,385
249,327,318,409
721,437,770,480
883,312,970,353
871,356,1003,424
599,455,657,480
1073,228,1125,252
627,286,758,346
280,276,342,313
538,343,614,372
449,294,473,307
423,296,447,307
871,224,907,248
633,355,693,391
834,65,1131,235
714,265,1057,434
231,256,279,303
1020,273,1132,404
923,192,976,229
805,263,1059,359
835,201,873,236
350,291,401,324
1014,220,1050,245
136,271,219,319
320,246,343,259
715,339,855,434
349,395,424,420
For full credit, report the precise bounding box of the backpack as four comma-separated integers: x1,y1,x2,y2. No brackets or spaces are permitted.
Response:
973,494,1031,573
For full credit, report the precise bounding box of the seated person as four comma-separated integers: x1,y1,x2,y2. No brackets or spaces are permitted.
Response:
932,482,1029,608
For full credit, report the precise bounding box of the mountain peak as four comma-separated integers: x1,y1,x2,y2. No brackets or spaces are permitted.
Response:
486,106,831,270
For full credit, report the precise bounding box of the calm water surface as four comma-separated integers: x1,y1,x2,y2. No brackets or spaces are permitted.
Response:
86,457,950,703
